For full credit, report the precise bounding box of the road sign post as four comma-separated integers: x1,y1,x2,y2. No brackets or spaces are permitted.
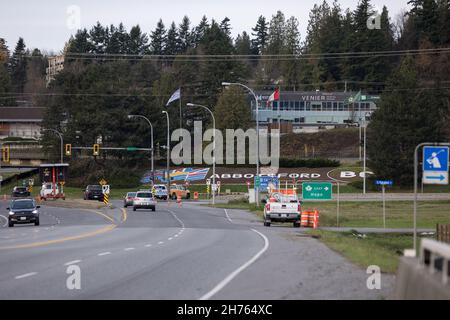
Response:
375,180,393,229
414,143,450,253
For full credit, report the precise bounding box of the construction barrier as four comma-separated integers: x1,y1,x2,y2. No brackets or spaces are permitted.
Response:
177,194,182,207
301,210,320,228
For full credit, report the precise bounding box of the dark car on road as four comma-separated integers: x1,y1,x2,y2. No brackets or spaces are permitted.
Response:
12,186,31,198
83,185,104,201
7,198,40,227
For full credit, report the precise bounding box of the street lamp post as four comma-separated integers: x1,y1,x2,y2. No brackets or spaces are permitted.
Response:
128,115,154,185
43,128,63,164
187,103,216,205
222,82,260,206
162,111,170,203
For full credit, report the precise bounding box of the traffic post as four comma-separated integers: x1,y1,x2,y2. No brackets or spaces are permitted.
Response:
102,184,110,206
414,143,450,253
375,180,393,229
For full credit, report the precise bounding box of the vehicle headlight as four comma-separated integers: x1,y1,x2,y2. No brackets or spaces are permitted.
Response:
32,210,39,214
9,211,15,216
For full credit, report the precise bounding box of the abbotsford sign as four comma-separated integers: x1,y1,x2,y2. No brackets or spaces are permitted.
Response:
142,167,373,184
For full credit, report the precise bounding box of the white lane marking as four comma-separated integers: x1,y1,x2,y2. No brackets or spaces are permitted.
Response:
158,241,164,245
98,252,111,256
167,210,185,229
64,260,81,266
199,229,270,301
15,272,37,279
145,244,152,248
168,237,173,241
0,215,8,227
174,234,178,238
124,247,135,251
224,209,233,223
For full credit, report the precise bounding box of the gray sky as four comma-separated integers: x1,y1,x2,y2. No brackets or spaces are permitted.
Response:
0,0,410,53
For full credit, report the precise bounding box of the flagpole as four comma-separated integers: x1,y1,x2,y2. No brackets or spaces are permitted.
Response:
278,86,281,131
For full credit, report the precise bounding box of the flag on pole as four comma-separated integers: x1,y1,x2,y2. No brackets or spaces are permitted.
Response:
166,88,181,106
267,88,280,107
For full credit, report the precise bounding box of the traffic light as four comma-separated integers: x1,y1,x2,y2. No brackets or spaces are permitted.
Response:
65,144,72,156
2,145,10,162
93,144,100,156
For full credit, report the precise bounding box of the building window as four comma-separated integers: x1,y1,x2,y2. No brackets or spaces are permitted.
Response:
300,101,305,111
339,102,344,111
322,102,327,111
327,102,332,111
290,101,295,110
312,103,321,111
273,101,278,111
295,101,300,110
333,102,338,111
305,102,311,111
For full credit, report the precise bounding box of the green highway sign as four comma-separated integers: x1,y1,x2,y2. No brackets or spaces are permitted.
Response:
254,176,261,188
302,182,333,200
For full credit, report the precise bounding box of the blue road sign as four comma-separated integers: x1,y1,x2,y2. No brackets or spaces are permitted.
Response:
423,146,449,185
257,176,279,192
375,180,393,186
423,146,449,172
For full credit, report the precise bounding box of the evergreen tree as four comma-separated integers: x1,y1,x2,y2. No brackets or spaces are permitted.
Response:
178,16,192,52
89,22,109,54
165,22,180,56
0,38,9,64
235,31,253,77
192,15,210,47
367,56,448,185
251,15,268,55
9,37,27,93
220,17,232,38
215,86,252,131
128,25,149,55
68,28,94,54
150,19,167,55
282,16,301,90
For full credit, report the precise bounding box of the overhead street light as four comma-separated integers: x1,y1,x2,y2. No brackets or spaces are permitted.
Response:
128,114,155,185
222,82,260,206
187,103,216,205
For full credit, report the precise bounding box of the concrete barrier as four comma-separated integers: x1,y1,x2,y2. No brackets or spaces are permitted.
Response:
394,239,450,299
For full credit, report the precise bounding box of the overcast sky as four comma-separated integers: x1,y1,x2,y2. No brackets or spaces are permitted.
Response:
0,0,410,53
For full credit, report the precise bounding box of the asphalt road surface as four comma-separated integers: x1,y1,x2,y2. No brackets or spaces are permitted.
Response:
0,199,395,300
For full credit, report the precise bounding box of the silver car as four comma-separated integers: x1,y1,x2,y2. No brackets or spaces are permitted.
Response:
132,191,156,211
123,192,137,208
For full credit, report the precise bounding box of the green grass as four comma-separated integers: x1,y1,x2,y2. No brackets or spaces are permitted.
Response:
307,230,416,273
211,198,450,229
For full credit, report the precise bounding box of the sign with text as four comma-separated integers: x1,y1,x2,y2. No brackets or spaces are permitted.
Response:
302,182,332,200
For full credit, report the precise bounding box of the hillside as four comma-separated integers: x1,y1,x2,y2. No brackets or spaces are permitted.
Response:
280,128,360,159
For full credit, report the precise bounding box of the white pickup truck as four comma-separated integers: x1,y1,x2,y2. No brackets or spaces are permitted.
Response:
263,191,301,228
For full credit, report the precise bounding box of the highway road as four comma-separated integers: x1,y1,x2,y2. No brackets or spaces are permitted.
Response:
0,199,395,300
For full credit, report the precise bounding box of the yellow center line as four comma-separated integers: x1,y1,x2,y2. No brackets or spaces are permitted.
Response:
121,208,127,222
0,209,117,250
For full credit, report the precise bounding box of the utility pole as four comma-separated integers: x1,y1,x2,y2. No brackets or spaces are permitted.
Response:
162,111,170,203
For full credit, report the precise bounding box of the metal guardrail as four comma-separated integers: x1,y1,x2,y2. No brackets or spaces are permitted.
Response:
420,238,450,285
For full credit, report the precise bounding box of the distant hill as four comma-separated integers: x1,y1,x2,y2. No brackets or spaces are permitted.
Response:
280,128,359,159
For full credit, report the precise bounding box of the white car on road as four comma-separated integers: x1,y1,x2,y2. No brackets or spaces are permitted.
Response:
132,191,156,212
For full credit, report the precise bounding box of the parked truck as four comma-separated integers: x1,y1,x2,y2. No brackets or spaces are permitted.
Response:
262,189,301,228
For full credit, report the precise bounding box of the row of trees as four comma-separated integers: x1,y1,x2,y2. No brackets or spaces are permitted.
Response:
0,0,449,184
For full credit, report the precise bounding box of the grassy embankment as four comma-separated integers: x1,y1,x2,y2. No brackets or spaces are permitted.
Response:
211,198,448,273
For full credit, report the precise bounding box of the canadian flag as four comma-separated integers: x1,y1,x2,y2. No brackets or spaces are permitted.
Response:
267,88,280,107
